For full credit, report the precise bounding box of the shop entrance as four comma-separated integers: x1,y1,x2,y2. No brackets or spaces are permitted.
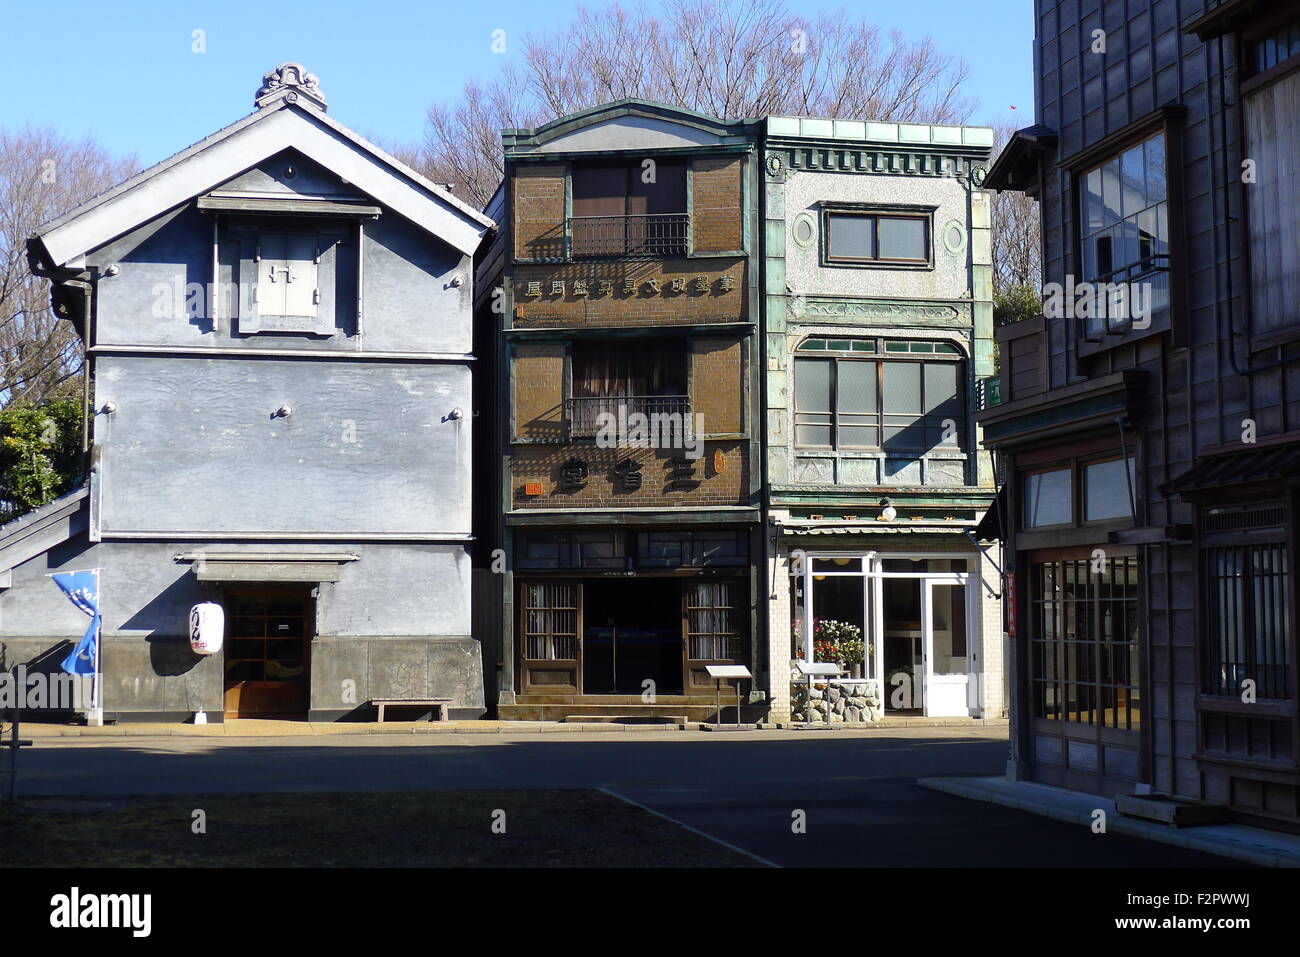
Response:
517,576,745,696
582,578,683,695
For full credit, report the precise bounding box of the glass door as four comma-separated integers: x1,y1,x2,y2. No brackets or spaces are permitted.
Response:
923,578,974,717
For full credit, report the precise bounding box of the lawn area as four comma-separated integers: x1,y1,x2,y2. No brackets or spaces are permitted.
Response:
0,790,758,867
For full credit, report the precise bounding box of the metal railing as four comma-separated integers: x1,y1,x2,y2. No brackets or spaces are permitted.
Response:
567,394,692,438
568,213,689,258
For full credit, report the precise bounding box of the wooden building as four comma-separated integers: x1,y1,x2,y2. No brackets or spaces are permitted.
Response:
981,0,1300,829
473,102,764,721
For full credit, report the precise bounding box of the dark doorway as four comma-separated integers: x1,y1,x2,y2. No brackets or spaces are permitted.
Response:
223,588,313,718
582,578,683,695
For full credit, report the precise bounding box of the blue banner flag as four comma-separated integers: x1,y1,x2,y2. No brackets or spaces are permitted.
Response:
52,570,100,676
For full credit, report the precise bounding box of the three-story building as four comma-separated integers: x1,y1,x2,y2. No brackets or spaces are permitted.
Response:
760,116,1004,724
475,101,764,721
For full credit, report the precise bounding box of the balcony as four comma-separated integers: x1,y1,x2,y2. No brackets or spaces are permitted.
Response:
568,214,689,259
567,394,693,439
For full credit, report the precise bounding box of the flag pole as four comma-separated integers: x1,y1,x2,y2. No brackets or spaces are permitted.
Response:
88,569,103,726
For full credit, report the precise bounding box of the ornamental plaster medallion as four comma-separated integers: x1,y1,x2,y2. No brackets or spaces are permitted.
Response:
791,212,817,249
942,219,968,255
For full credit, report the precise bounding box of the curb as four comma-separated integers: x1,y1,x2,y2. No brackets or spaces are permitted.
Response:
919,775,1300,868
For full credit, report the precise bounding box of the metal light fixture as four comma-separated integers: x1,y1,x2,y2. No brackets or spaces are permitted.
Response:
879,497,897,522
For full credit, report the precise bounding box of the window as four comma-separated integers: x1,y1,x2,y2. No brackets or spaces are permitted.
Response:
256,232,319,317
568,340,689,437
1024,468,1072,527
636,530,748,568
1022,454,1137,529
1084,456,1135,522
1078,133,1169,337
792,339,963,452
1030,556,1141,730
1243,17,1300,338
516,532,627,570
826,211,930,264
686,581,741,660
522,584,578,661
570,160,688,258
1202,503,1291,700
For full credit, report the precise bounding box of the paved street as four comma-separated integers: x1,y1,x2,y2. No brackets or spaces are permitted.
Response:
16,726,1239,867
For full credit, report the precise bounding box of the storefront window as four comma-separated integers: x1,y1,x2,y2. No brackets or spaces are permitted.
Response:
1029,556,1141,729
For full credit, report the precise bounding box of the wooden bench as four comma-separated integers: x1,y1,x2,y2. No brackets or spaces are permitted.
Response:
371,698,453,723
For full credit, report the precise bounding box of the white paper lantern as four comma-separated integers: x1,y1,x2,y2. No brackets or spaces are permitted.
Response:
189,602,224,655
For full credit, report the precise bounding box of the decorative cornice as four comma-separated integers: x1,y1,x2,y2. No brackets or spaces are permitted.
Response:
768,144,989,179
255,62,327,111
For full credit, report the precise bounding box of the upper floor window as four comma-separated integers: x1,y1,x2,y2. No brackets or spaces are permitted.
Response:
256,232,320,318
824,210,930,265
1243,16,1300,340
568,339,689,438
570,160,687,258
793,338,962,453
1022,454,1135,529
1078,133,1169,339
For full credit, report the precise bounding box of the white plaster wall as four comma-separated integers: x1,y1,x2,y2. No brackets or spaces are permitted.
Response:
782,171,976,302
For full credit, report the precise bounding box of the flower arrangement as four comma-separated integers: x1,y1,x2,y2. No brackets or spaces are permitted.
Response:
793,618,865,663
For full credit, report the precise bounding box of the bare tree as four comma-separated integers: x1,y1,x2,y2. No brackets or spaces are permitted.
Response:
423,0,975,206
0,127,136,407
988,122,1042,296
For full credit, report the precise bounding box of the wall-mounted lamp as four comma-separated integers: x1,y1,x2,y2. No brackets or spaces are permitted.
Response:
878,497,897,522
103,264,120,277
446,407,464,421
273,405,293,418
100,401,118,414
447,274,464,288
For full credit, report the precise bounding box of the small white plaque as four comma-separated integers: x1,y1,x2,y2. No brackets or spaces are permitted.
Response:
705,665,752,679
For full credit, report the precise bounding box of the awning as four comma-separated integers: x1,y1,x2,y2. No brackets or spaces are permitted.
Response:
1162,441,1300,496
174,551,359,583
972,486,1006,542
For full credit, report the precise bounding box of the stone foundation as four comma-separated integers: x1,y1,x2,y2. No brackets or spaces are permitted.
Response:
790,676,882,723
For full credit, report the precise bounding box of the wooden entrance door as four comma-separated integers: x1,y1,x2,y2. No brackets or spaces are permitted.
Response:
223,590,312,717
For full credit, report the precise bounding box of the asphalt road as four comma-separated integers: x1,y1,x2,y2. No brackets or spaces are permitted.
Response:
17,727,1239,867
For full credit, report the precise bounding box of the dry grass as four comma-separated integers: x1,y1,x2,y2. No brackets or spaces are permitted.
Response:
0,789,757,868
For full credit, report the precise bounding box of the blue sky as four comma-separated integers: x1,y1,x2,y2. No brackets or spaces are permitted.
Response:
0,0,1033,167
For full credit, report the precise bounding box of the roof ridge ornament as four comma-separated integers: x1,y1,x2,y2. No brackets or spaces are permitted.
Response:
255,62,327,111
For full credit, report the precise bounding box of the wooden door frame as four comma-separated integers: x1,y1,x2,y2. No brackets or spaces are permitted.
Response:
222,585,315,718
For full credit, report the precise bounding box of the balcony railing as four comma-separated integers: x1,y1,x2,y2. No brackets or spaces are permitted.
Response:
568,214,689,259
567,394,692,439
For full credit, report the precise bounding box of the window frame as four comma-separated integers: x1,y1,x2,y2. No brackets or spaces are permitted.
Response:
1074,131,1170,343
791,338,965,454
1239,13,1300,349
1062,106,1186,360
1018,452,1137,533
820,205,935,269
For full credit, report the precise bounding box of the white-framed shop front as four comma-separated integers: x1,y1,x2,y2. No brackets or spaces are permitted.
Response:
792,550,983,717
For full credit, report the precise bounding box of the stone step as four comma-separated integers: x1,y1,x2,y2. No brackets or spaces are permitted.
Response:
514,694,722,705
499,701,757,722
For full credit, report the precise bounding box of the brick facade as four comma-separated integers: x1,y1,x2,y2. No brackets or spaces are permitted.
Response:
690,156,744,253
